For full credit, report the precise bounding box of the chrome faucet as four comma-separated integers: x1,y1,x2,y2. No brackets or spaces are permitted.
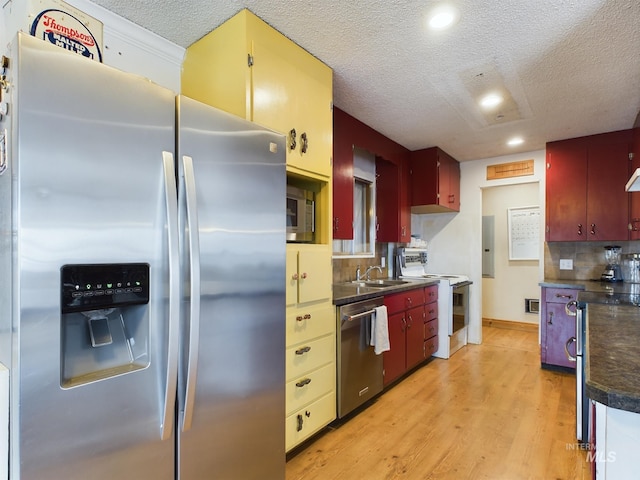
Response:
363,265,383,280
355,265,362,281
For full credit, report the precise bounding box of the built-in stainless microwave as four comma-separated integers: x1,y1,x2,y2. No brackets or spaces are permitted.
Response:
286,185,315,242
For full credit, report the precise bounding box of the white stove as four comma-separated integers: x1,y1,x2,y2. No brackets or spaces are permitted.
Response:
397,247,471,358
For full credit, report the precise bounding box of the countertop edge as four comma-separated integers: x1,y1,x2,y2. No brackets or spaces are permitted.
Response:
333,278,441,306
584,302,640,415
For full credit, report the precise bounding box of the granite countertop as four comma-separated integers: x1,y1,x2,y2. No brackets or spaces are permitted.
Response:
541,279,640,413
333,278,440,306
585,302,640,413
539,278,640,294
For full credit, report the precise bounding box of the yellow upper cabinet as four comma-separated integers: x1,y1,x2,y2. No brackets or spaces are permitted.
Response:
182,9,333,178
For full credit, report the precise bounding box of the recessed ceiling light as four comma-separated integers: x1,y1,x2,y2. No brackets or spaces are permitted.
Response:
507,137,524,147
427,5,460,30
480,93,503,109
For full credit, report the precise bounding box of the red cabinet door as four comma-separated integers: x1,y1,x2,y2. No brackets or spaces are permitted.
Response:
546,138,588,241
409,146,460,212
405,306,426,369
546,130,631,241
586,135,630,241
444,152,461,211
332,110,354,239
383,311,406,386
376,157,400,242
630,127,640,239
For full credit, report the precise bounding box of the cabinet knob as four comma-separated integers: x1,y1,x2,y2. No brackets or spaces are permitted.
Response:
300,132,308,154
301,272,308,279
296,315,303,322
303,313,311,320
577,224,583,236
292,273,299,280
289,128,297,151
590,223,596,235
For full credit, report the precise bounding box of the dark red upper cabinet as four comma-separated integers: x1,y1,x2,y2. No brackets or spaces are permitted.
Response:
629,127,640,239
376,157,411,243
332,107,410,241
409,147,460,213
332,109,354,239
546,130,631,242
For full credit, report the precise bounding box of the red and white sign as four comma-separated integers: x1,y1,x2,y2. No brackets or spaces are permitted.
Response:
29,0,103,62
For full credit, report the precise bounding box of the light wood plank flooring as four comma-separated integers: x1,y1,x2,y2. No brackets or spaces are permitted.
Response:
286,325,590,480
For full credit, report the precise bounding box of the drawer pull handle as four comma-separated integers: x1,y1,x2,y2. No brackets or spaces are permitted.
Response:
565,300,578,317
295,346,311,355
296,378,312,388
555,293,573,299
565,337,577,362
296,414,303,432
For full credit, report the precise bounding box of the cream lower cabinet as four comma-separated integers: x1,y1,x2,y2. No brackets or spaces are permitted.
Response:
285,302,336,451
285,243,335,451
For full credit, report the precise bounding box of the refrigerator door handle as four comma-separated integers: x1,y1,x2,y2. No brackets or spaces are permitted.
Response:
161,151,180,440
182,155,201,432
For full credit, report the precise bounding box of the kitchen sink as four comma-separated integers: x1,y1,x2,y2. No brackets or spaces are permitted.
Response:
347,279,409,288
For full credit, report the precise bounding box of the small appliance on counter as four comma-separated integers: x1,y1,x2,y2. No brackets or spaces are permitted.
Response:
622,253,640,284
601,245,623,282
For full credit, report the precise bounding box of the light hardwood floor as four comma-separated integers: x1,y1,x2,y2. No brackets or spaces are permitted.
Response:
286,325,590,480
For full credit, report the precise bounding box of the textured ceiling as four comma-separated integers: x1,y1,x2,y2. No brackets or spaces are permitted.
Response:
90,0,640,161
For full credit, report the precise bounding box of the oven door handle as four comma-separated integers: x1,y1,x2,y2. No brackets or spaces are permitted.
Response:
564,337,577,362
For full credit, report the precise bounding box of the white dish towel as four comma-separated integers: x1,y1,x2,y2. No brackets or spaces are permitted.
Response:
370,305,390,355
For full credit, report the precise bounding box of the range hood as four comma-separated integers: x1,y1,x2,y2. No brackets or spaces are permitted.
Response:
626,167,640,192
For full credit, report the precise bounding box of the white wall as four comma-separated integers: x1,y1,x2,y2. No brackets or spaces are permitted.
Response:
1,0,184,91
412,149,546,344
482,183,540,324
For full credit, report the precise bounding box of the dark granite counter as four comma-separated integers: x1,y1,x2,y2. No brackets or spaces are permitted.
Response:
540,280,640,413
539,279,640,294
584,302,640,413
333,278,440,306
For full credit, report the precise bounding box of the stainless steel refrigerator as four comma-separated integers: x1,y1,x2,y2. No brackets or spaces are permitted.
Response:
0,33,285,479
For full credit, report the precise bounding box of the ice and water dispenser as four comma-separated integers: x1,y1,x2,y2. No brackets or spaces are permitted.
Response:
60,264,150,388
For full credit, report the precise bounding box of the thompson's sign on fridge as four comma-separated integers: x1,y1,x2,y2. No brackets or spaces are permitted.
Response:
29,0,103,62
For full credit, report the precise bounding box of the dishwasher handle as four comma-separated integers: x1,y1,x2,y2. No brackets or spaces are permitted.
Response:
343,309,377,322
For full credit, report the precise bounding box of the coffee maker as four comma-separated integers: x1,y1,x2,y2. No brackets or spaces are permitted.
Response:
601,245,623,282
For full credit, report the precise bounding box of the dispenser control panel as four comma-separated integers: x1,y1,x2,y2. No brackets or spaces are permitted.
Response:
61,263,150,313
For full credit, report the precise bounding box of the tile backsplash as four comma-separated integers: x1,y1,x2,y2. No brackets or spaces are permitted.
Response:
332,243,390,283
544,240,640,280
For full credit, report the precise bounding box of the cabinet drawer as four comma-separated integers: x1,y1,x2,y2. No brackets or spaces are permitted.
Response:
424,335,438,357
286,391,336,451
286,362,335,415
286,303,335,347
286,334,334,381
385,288,425,314
424,284,438,303
544,288,579,304
424,302,438,322
424,317,438,339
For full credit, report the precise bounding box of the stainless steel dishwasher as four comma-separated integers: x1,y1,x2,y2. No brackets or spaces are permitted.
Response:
337,296,384,418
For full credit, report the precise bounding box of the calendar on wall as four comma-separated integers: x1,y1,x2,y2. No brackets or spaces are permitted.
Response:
508,206,540,260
